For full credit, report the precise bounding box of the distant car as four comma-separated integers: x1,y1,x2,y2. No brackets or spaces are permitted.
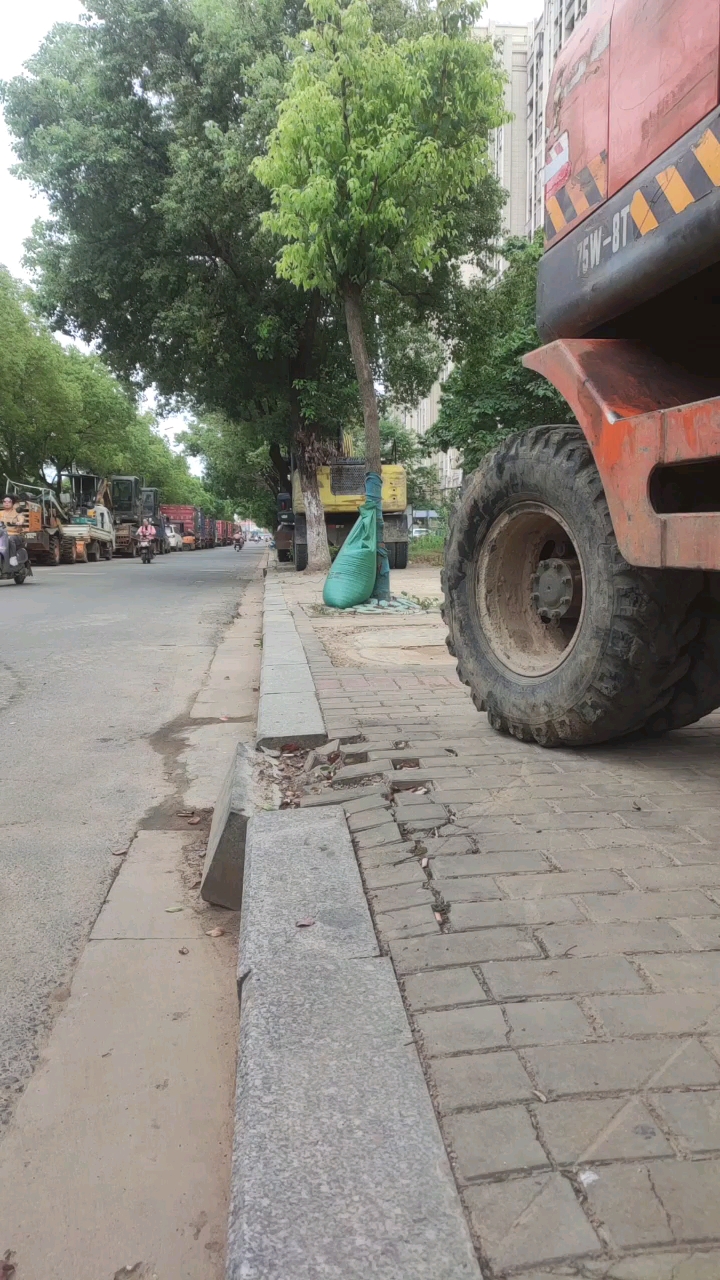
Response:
165,523,184,552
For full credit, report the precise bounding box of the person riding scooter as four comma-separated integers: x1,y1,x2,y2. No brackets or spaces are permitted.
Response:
136,517,156,563
1,496,26,568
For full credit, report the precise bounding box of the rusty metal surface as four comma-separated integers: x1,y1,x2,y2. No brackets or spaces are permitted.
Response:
608,0,720,196
524,339,720,569
543,0,612,247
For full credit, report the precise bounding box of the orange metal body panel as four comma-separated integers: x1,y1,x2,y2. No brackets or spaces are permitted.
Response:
544,0,612,246
523,339,720,570
608,0,720,197
544,0,720,245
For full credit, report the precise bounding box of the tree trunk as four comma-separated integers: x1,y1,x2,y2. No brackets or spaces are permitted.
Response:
343,282,381,475
296,441,331,573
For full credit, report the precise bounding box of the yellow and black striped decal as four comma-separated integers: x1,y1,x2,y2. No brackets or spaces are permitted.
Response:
545,116,720,247
630,116,720,236
545,152,608,243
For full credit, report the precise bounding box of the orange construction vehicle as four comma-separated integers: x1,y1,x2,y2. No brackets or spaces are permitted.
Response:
445,0,720,747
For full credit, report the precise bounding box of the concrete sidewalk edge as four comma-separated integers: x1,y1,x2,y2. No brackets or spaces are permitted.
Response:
225,807,482,1280
256,577,327,749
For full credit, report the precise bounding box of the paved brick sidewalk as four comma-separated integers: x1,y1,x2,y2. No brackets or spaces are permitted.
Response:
283,570,720,1278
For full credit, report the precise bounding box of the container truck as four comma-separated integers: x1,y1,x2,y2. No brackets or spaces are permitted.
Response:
160,504,199,550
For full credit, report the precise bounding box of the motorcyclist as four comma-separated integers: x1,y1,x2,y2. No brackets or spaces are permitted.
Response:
136,517,156,558
1,496,25,567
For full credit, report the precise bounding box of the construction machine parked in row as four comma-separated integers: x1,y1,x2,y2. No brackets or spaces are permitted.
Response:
444,0,720,748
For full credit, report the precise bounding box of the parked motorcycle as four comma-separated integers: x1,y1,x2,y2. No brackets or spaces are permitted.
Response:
0,522,33,585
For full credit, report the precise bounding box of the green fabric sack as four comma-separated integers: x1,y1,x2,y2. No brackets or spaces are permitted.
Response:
322,501,377,609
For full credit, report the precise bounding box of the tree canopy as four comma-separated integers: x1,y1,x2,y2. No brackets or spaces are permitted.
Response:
253,0,505,477
0,267,210,506
426,235,573,470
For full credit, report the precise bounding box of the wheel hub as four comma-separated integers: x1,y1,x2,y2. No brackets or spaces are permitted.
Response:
531,558,577,621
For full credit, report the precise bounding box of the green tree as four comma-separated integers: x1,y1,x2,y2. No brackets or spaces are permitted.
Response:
426,234,573,471
252,0,505,484
379,417,439,509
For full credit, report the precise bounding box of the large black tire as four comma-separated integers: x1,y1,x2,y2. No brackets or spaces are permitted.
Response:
45,536,61,567
60,538,77,565
294,538,308,571
442,425,720,747
103,543,113,560
394,541,409,570
385,542,397,569
13,569,28,585
277,548,292,563
88,541,101,562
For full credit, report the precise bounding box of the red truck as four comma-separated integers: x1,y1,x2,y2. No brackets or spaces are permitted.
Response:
160,504,199,550
444,0,720,748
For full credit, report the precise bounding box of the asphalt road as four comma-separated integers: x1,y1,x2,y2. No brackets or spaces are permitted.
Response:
0,542,265,1125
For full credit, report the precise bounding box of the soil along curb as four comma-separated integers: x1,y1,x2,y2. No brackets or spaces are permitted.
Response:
226,807,481,1280
256,578,327,749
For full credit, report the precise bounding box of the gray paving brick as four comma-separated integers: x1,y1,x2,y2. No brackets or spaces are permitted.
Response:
474,832,586,854
583,1163,674,1247
504,999,594,1046
537,920,689,957
375,905,438,940
535,1096,673,1163
580,890,720,922
402,967,486,1012
524,1038,720,1096
669,916,720,948
449,896,582,931
353,821,402,850
590,992,720,1037
639,951,720,991
394,802,447,822
416,835,474,857
633,864,720,891
358,841,417,869
431,876,503,903
603,1251,720,1279
369,882,434,912
392,928,539,975
445,1105,549,1180
347,806,392,833
521,811,626,831
331,759,392,782
363,861,424,890
551,846,674,872
482,955,646,998
465,1173,600,1270
431,852,551,878
652,1089,720,1152
552,796,641,814
631,1158,720,1243
497,870,629,898
431,1048,534,1112
460,815,523,835
454,798,556,817
415,1004,508,1056
581,828,656,848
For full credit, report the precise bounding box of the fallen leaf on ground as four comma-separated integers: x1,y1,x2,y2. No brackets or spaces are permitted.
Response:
206,927,225,937
178,947,189,955
296,918,315,928
166,906,183,913
532,1089,548,1103
186,817,201,825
